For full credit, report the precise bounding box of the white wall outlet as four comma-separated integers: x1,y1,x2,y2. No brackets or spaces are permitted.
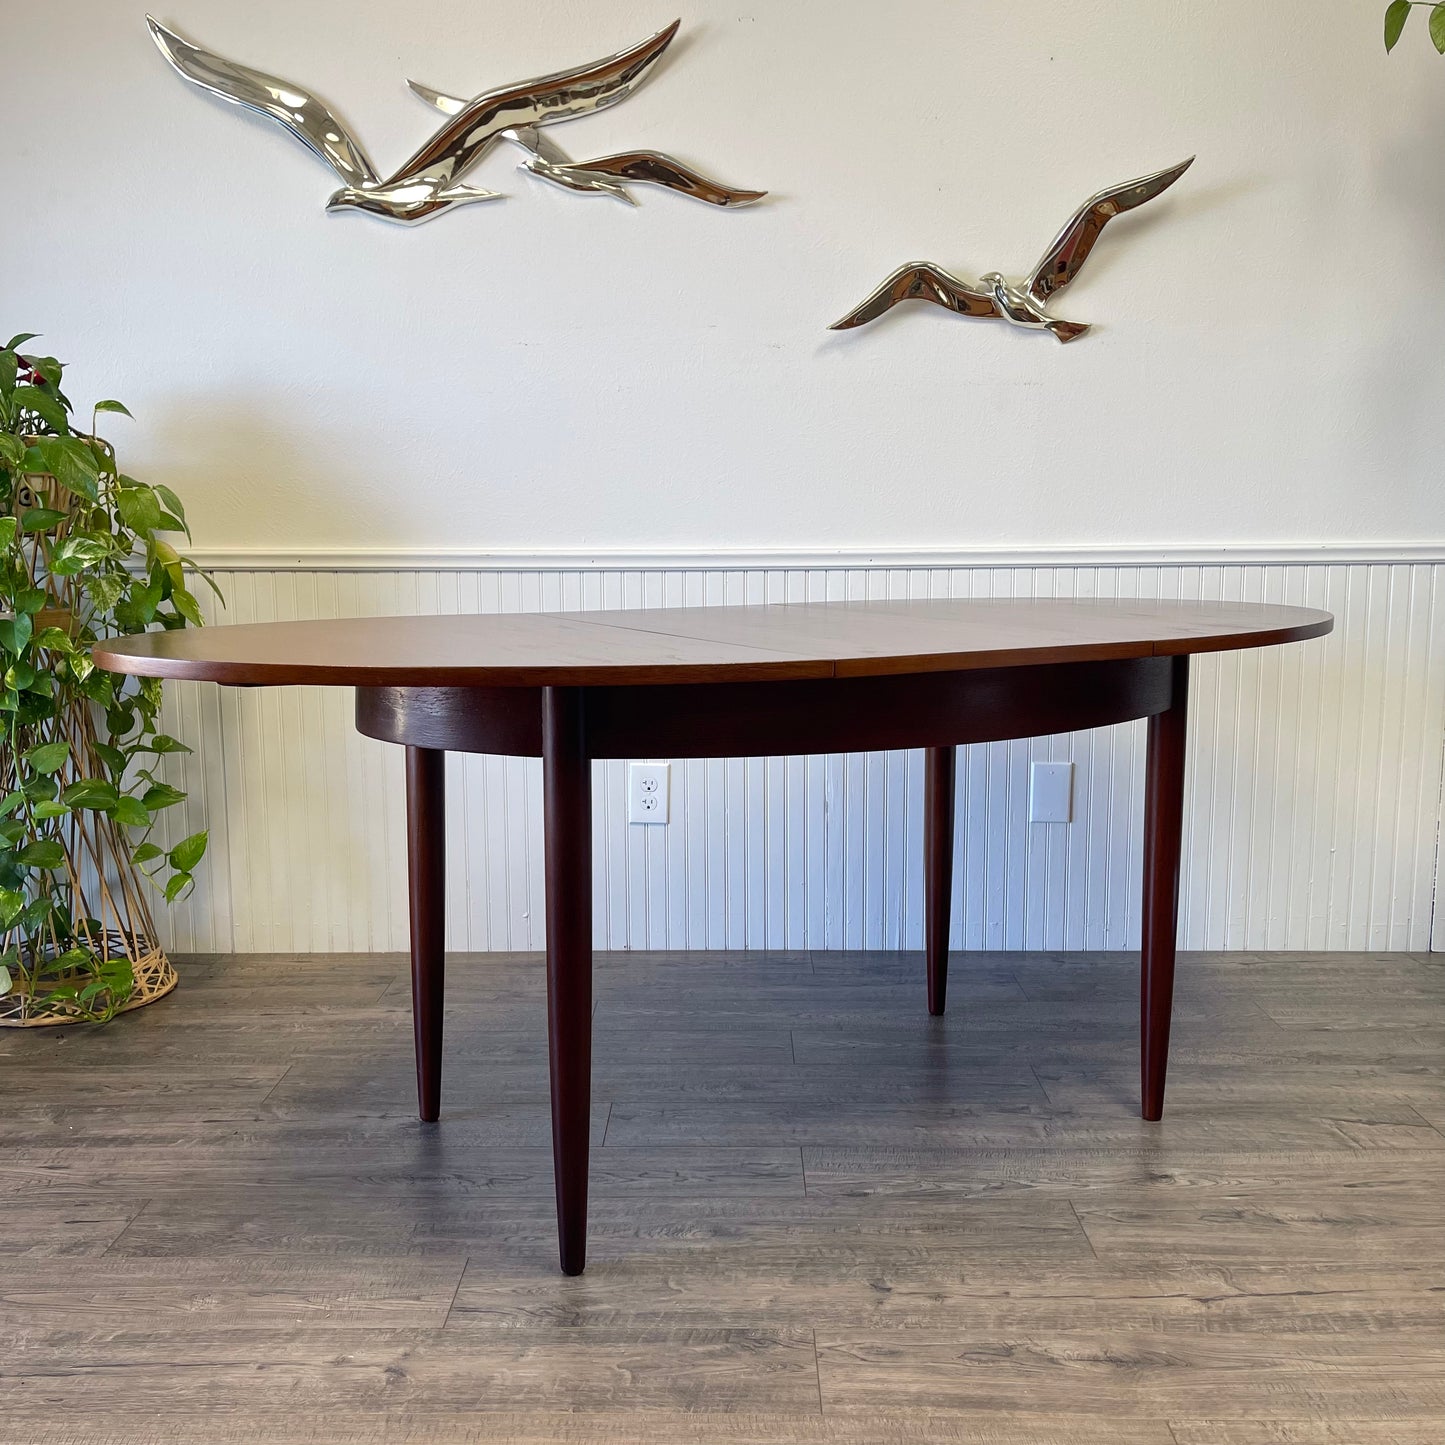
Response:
1029,761,1074,823
627,761,671,824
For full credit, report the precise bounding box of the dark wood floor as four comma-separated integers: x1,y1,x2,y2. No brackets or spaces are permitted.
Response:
3,947,1444,1443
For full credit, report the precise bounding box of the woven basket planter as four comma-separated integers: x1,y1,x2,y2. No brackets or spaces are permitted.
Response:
0,936,176,1027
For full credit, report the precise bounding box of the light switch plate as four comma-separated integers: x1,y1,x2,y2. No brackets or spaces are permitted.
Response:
1029,761,1074,823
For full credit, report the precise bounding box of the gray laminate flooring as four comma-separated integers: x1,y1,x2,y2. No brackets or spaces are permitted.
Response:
2,948,1443,1443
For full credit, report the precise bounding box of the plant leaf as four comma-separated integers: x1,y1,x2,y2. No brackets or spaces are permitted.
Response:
111,795,150,828
21,507,67,532
28,356,63,387
117,485,162,535
85,573,127,613
154,485,187,525
164,870,194,903
0,516,16,549
17,839,65,869
145,735,193,755
0,612,33,654
5,333,39,350
13,386,69,434
94,742,127,775
48,534,112,576
29,436,100,500
60,778,120,811
21,771,56,801
0,887,23,927
141,782,185,811
25,740,69,774
1386,0,1413,48
132,842,164,864
1432,1,1445,51
171,586,204,628
168,830,207,872
94,399,133,418
186,563,226,606
100,955,134,989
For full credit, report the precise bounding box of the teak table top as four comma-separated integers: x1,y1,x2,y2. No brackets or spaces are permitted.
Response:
94,597,1333,688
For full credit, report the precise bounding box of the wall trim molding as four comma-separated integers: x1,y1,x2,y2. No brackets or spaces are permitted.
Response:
186,542,1445,572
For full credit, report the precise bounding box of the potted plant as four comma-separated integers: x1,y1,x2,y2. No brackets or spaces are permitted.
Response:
0,332,217,1024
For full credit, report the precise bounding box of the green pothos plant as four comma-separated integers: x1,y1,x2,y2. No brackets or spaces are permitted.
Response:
1384,0,1445,51
0,332,218,1021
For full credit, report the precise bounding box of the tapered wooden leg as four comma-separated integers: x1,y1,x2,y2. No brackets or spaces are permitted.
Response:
542,686,593,1276
405,746,446,1123
1141,655,1189,1122
924,745,957,1016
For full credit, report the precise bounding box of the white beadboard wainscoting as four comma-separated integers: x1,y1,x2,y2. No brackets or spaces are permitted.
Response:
147,548,1445,956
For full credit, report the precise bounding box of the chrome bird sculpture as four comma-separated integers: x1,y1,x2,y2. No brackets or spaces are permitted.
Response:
145,17,695,224
830,158,1194,342
407,78,766,208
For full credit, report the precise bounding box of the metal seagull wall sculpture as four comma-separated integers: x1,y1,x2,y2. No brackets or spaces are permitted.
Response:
830,158,1194,342
146,17,761,224
406,79,766,208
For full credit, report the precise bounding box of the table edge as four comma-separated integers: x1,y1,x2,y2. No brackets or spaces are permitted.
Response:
90,611,1334,687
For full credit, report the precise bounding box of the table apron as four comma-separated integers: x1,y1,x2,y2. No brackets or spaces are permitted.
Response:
355,656,1175,759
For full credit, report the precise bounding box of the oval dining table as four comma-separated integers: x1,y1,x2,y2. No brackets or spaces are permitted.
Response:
95,595,1333,1274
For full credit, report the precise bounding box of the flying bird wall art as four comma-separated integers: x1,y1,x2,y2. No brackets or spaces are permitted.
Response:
145,16,765,225
829,158,1194,343
407,81,766,208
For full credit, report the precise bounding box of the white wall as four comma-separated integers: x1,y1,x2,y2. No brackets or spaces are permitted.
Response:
7,3,1444,952
7,0,1444,553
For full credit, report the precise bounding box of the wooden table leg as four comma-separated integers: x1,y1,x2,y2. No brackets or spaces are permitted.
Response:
542,686,593,1276
924,744,957,1016
405,746,446,1123
1141,655,1190,1122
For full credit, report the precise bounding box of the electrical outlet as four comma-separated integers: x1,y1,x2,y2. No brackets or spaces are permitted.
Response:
628,761,671,824
1029,761,1073,823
